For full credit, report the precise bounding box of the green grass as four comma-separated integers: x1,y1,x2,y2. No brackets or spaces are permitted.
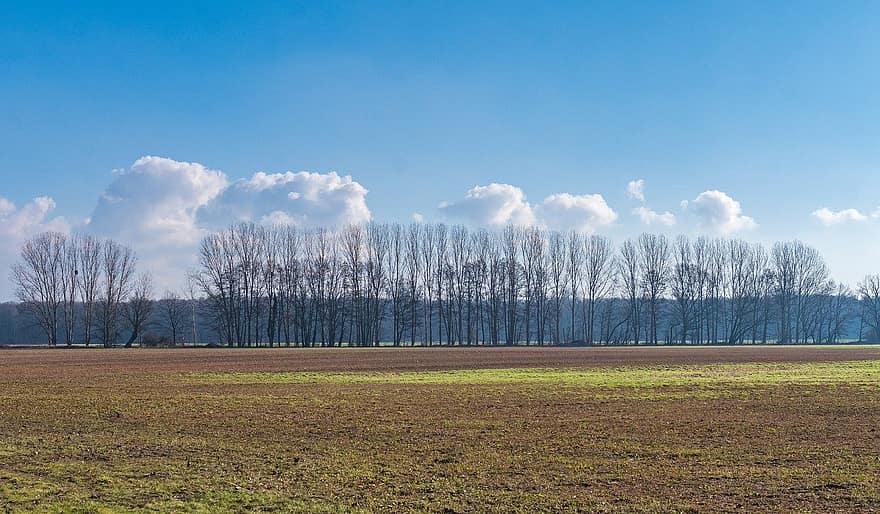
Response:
187,360,880,389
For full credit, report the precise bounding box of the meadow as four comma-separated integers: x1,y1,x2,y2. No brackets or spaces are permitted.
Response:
1,346,879,512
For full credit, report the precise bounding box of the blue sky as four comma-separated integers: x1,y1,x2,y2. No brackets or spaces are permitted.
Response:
2,1,880,294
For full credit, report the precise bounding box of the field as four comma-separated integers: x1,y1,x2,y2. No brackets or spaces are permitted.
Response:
1,346,880,513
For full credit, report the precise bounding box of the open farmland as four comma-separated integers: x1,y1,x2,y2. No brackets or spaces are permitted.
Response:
1,346,880,513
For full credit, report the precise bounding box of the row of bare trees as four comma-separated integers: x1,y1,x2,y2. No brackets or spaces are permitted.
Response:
10,232,156,346
191,222,871,347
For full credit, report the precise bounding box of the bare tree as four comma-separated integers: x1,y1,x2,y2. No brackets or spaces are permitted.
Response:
566,231,583,342
773,241,828,343
59,235,79,346
547,232,568,345
386,223,407,346
124,272,154,347
159,290,189,346
671,236,697,344
638,233,670,345
78,235,103,346
98,240,137,347
366,223,389,346
618,239,641,344
11,232,66,345
583,235,614,344
502,225,520,345
405,223,422,345
858,275,880,342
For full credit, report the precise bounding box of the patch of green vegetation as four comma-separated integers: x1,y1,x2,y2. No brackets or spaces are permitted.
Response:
186,360,880,389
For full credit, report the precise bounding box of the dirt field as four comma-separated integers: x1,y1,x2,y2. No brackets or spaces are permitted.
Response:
1,346,879,512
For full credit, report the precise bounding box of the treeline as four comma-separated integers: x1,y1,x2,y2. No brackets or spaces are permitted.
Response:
193,223,880,347
9,223,880,347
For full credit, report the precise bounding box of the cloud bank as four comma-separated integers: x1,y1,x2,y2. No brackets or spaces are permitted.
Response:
80,156,371,296
198,171,371,229
439,183,617,232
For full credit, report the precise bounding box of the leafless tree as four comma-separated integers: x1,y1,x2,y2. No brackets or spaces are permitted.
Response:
671,236,697,344
618,239,642,344
123,272,154,347
546,232,568,345
583,235,614,344
638,233,670,345
158,290,189,346
59,235,79,346
98,240,137,346
78,235,103,346
11,232,66,345
565,231,583,342
858,275,880,342
773,240,828,343
405,223,422,345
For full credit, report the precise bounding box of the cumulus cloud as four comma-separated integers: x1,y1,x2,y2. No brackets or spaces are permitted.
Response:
0,196,69,299
83,156,372,295
633,206,676,227
411,212,425,223
198,171,371,229
440,184,617,232
88,156,228,247
812,207,868,226
0,196,68,240
627,179,645,202
683,190,757,234
438,183,536,227
538,193,617,232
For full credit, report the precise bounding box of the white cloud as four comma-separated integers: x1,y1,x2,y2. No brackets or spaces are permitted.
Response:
84,157,372,296
633,206,676,226
0,196,69,299
198,170,371,229
0,196,68,240
685,190,757,234
84,156,228,295
88,156,228,247
812,207,868,226
627,179,645,202
411,212,425,223
539,193,617,232
440,184,617,232
438,183,535,227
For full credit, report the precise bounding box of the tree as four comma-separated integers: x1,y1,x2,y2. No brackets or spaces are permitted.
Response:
583,235,614,344
858,275,880,342
78,235,103,346
671,235,697,344
546,232,568,345
123,272,154,347
159,290,189,346
618,239,642,344
566,231,583,342
59,235,79,346
638,233,670,345
11,232,66,345
98,240,137,347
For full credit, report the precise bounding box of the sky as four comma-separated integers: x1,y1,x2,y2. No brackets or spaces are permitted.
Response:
2,1,880,298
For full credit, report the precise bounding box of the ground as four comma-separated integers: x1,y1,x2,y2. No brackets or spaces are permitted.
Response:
1,346,879,513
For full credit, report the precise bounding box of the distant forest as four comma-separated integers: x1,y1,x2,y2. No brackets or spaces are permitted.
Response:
5,223,880,347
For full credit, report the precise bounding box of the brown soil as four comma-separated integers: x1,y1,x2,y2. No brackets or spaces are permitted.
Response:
0,346,878,513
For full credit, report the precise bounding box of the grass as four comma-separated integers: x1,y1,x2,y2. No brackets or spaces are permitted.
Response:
188,359,880,388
